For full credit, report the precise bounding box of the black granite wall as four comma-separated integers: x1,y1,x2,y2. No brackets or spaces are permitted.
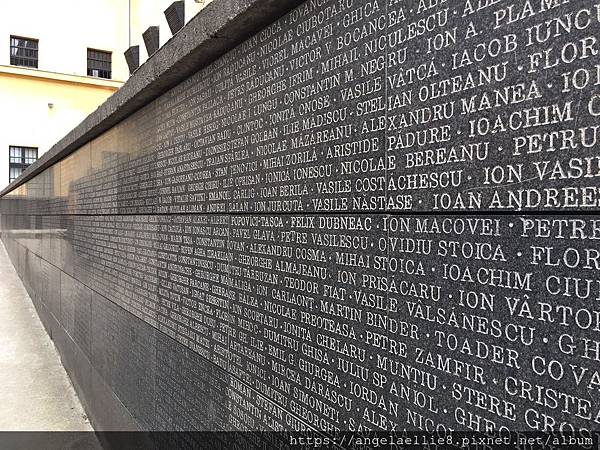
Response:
2,0,600,445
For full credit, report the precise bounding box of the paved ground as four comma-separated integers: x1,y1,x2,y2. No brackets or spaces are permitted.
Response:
0,241,101,448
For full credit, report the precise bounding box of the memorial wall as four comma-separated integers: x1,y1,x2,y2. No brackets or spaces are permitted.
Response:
1,0,600,444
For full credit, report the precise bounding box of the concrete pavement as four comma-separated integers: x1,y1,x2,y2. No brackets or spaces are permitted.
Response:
0,241,101,448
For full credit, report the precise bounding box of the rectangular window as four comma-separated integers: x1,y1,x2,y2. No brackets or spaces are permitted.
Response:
10,36,38,68
9,146,38,183
87,49,111,79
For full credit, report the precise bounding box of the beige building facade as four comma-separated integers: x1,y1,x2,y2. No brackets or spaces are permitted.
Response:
0,0,211,189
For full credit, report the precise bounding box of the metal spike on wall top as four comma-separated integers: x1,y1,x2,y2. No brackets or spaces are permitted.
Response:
164,1,185,35
124,46,140,74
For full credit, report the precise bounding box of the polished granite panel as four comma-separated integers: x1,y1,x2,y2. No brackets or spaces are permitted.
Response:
8,1,600,216
91,291,157,430
68,215,159,325
59,143,91,215
60,272,93,357
41,258,61,321
6,212,600,433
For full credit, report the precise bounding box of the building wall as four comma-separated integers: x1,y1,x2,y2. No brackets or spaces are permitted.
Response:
0,0,214,81
0,68,121,187
0,0,132,189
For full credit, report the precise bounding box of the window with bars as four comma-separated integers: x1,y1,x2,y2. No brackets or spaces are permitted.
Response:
87,49,111,79
10,36,38,68
9,146,38,183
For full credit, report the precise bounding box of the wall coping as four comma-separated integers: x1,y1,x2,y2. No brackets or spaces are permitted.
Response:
1,0,304,197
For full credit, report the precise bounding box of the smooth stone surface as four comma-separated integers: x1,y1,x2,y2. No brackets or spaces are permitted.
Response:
0,241,97,438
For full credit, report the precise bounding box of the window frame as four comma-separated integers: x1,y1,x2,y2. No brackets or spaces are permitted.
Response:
9,146,38,183
87,48,112,79
10,35,38,68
